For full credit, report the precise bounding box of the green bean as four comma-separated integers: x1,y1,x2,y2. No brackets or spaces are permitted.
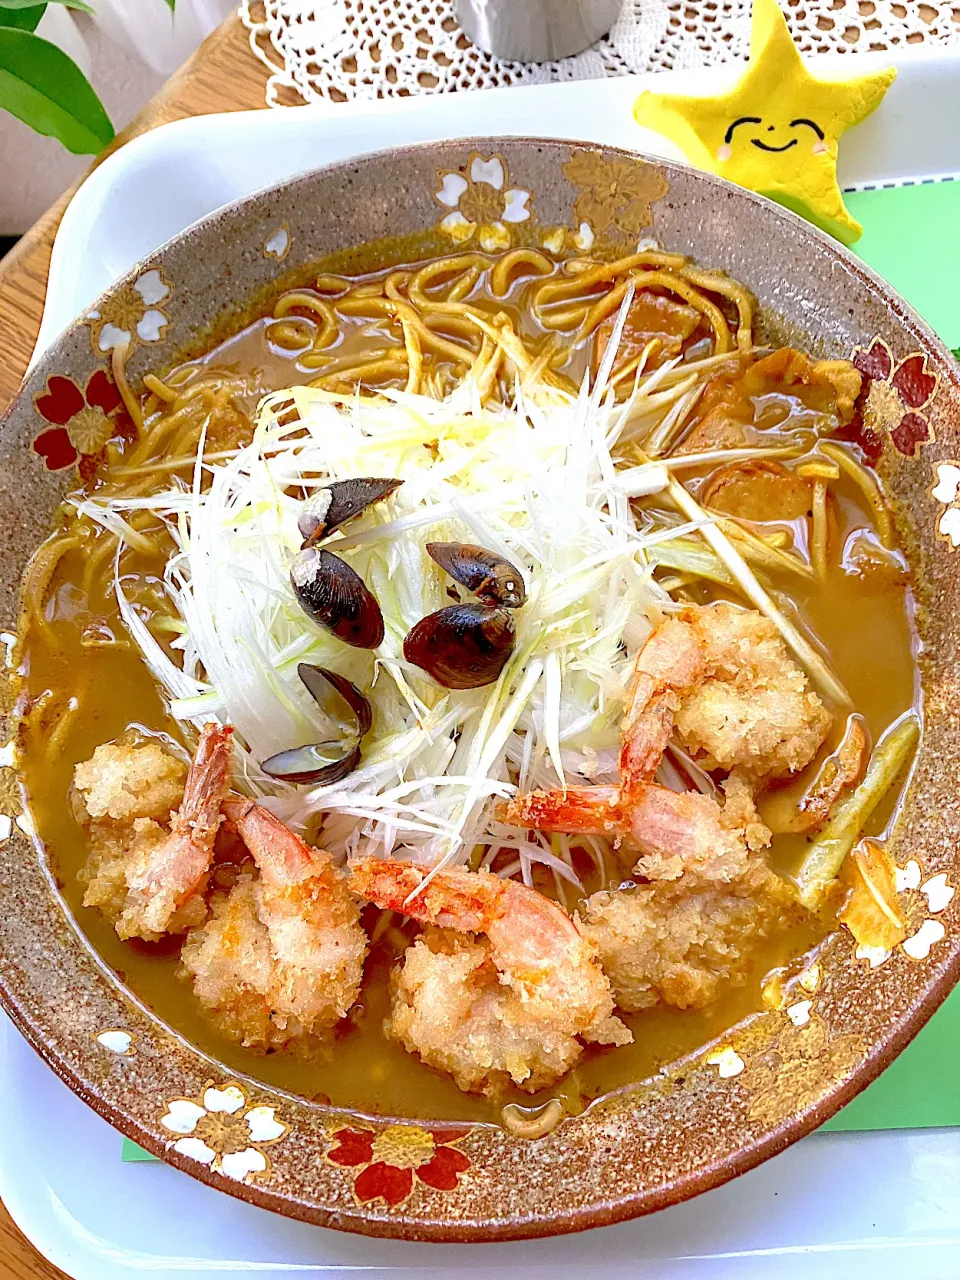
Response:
795,715,920,911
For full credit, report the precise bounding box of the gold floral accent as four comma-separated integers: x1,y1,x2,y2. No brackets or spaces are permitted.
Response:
435,153,531,252
86,268,172,355
66,403,115,455
160,1081,288,1184
563,151,669,240
848,851,954,968
739,1017,863,1125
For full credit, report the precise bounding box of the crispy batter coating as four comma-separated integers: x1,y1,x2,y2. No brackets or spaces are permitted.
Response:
583,863,796,1012
75,740,209,941
584,778,798,1011
349,858,629,1095
387,926,630,1096
74,741,185,823
674,603,831,778
75,730,232,941
180,851,366,1052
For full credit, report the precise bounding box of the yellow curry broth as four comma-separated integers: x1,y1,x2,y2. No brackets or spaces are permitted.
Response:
17,249,920,1123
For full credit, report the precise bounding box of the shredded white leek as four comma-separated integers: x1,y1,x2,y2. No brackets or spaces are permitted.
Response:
95,301,843,876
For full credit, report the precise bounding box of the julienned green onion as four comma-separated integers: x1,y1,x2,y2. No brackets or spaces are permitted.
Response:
94,293,844,884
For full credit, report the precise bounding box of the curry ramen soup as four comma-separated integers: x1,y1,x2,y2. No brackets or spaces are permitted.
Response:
17,244,920,1127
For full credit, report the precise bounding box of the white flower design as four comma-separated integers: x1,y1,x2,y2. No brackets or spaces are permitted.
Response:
932,461,960,547
86,269,172,354
435,154,531,252
96,1029,133,1054
541,222,595,255
706,1045,744,1078
786,1000,813,1027
160,1082,288,1184
264,225,291,260
854,858,955,967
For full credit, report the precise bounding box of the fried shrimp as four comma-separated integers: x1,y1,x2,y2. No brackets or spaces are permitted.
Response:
502,602,830,863
180,797,367,1051
76,724,232,941
671,603,831,778
348,858,630,1095
499,605,815,1013
581,777,800,1012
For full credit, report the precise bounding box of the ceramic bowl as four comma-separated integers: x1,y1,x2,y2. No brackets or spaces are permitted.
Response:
0,139,958,1242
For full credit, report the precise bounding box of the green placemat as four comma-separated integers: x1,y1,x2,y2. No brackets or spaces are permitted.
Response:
119,182,960,1161
821,178,960,1131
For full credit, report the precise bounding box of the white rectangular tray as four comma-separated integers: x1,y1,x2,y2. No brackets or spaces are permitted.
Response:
10,50,960,1279
5,1012,960,1280
33,46,960,361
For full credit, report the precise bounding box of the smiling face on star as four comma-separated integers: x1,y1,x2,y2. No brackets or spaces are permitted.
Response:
717,115,828,162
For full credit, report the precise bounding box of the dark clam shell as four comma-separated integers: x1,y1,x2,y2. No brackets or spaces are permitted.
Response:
403,602,515,689
426,541,526,608
290,547,384,649
260,741,362,785
299,477,402,546
297,663,373,736
260,665,372,785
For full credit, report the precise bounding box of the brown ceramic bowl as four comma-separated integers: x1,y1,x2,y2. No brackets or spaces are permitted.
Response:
0,139,958,1242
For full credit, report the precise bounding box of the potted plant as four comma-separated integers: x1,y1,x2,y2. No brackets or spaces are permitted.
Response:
0,0,175,154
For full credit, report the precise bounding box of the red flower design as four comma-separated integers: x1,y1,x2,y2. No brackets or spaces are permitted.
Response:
325,1124,471,1208
837,339,939,462
32,368,136,483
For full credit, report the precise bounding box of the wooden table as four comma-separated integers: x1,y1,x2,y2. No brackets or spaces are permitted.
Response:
0,17,270,1276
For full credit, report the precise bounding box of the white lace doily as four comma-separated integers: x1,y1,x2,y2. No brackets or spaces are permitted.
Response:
239,0,960,106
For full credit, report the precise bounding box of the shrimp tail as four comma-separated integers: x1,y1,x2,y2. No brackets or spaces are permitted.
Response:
174,723,234,843
223,794,316,886
349,857,499,931
124,722,233,937
618,615,704,790
497,786,622,836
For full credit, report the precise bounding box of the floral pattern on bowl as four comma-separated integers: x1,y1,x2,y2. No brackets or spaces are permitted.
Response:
739,1017,864,1126
325,1123,472,1208
86,268,173,355
931,460,960,546
435,153,531,251
838,338,939,461
31,368,136,482
160,1082,288,1184
562,150,669,241
852,857,956,968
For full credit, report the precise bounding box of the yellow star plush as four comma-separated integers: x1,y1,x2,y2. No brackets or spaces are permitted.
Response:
633,0,895,244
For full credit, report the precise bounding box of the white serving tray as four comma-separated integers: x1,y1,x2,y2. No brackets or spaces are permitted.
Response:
9,51,960,1279
33,46,960,363
5,1012,960,1280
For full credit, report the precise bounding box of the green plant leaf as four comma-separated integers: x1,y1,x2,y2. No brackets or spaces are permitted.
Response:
0,4,46,30
163,0,174,9
0,0,94,12
952,346,960,362
0,28,113,154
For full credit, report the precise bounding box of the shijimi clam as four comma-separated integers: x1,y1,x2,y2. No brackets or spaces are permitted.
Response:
298,477,403,546
403,602,516,690
260,664,373,784
290,547,385,649
426,542,526,609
